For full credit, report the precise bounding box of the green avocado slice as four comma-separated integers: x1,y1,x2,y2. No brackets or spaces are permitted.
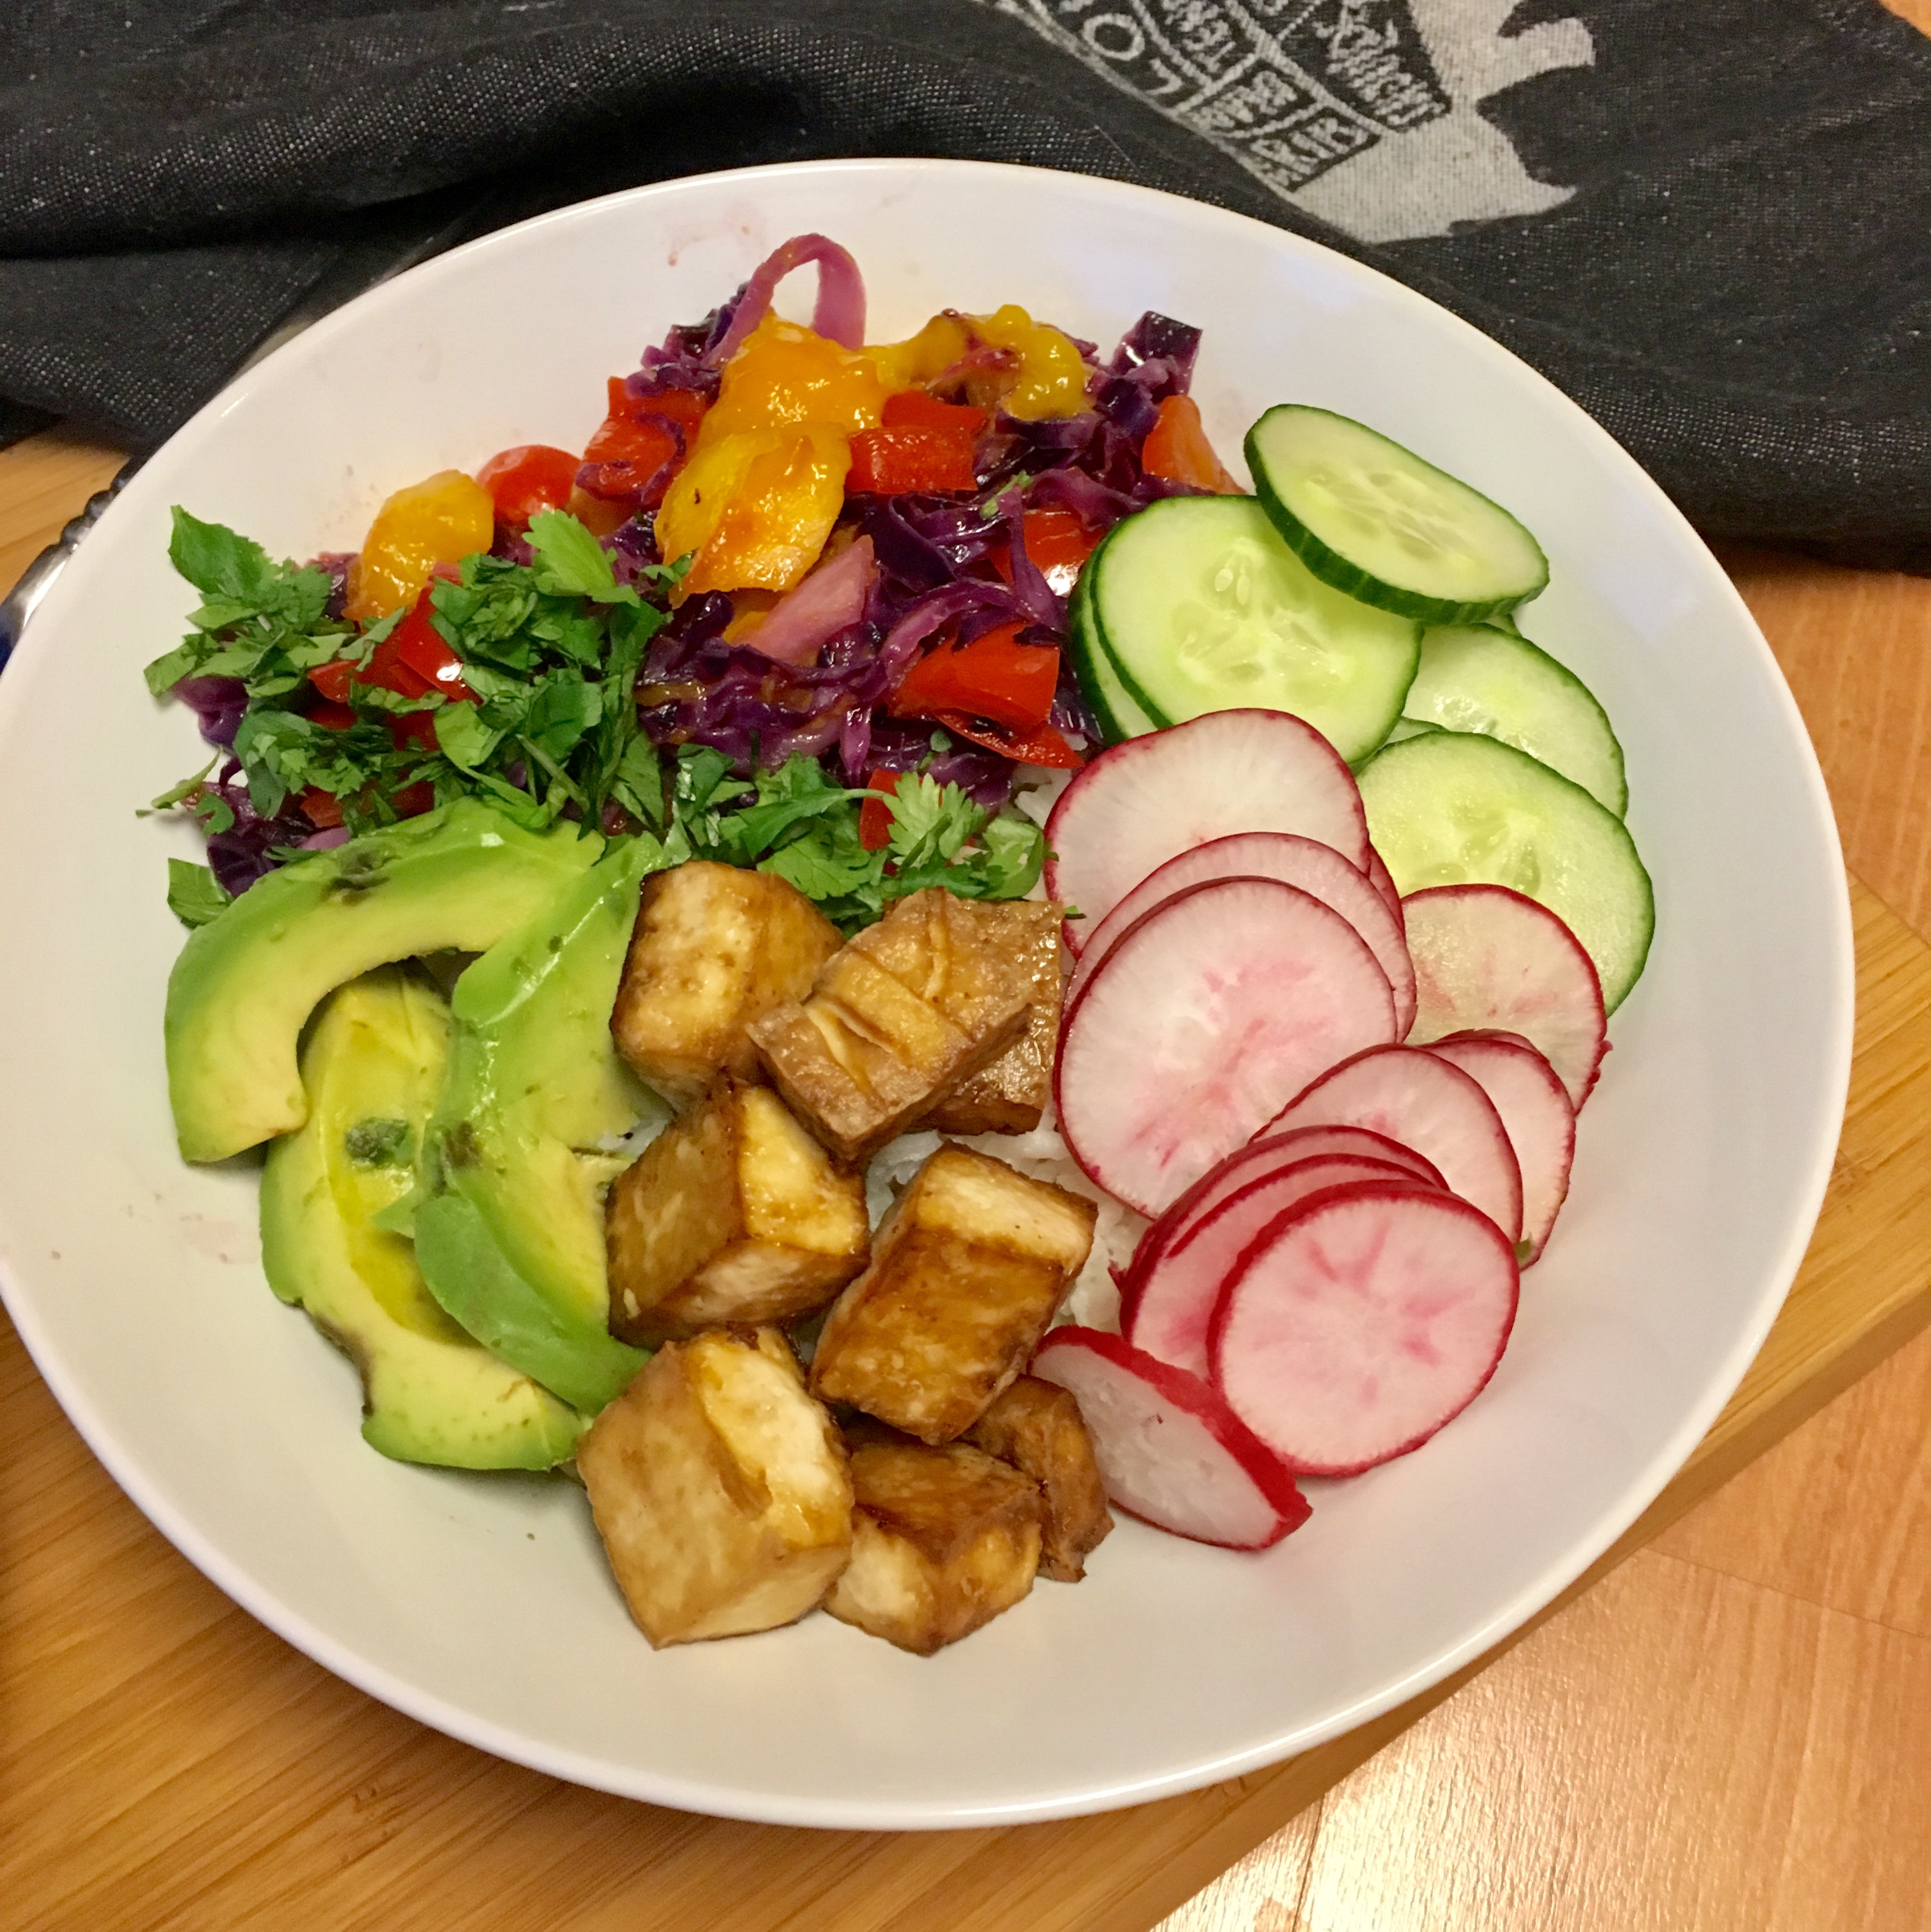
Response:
260,968,584,1470
414,833,676,1414
166,800,605,1163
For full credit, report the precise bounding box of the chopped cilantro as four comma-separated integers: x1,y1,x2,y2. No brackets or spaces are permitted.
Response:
165,858,232,928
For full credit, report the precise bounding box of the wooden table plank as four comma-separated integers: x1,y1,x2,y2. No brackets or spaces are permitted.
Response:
3,429,1928,1931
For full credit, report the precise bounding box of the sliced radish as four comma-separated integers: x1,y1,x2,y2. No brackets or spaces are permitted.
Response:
1046,710,1370,947
1057,878,1397,1217
1401,884,1608,1107
1066,831,1416,1034
1031,1328,1311,1549
1125,1153,1432,1379
1212,1180,1520,1477
1119,1122,1448,1311
1366,847,1404,928
1259,1044,1524,1244
1424,1031,1576,1263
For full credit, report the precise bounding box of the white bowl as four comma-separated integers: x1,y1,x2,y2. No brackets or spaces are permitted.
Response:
0,159,1851,1827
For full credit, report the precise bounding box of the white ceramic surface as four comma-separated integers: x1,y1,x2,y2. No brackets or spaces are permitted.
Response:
0,159,1852,1828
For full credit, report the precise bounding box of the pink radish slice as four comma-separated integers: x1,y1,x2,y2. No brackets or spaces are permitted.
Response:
1401,885,1608,1107
1056,878,1397,1217
1032,1328,1311,1549
1366,847,1404,928
1260,1044,1524,1244
1066,831,1416,1035
1119,1123,1448,1311
1423,1031,1576,1263
1046,710,1370,948
1125,1154,1432,1378
1212,1181,1520,1477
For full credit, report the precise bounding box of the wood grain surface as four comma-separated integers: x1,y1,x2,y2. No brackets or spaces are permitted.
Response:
4,350,1930,1931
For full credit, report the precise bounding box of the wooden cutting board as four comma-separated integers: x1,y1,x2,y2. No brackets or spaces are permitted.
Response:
4,437,1930,1932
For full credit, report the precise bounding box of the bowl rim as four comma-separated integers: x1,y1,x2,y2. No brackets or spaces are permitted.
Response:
0,153,1855,1829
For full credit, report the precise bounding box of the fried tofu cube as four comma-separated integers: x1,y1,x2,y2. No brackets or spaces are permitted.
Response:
611,862,841,1104
822,1436,1042,1654
964,1376,1113,1581
605,1079,870,1345
748,917,1029,1166
810,1145,1098,1442
916,899,1064,1136
578,1327,852,1647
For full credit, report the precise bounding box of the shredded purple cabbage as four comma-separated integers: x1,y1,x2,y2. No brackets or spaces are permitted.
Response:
197,761,317,897
307,552,355,623
618,304,1209,802
174,675,250,749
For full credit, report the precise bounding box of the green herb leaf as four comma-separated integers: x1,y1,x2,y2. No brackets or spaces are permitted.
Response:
434,703,504,773
165,858,232,928
526,510,640,607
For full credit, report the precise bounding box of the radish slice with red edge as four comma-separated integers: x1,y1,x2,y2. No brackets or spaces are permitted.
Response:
1119,1123,1447,1310
1046,709,1370,950
1366,848,1404,929
1066,830,1416,1034
1031,1328,1311,1549
1260,1044,1524,1245
1423,1031,1576,1263
1401,884,1608,1107
1125,1153,1434,1378
1056,877,1398,1216
1212,1180,1520,1477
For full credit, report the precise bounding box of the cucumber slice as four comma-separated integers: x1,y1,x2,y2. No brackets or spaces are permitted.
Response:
1404,623,1628,817
1356,731,1653,1012
1086,496,1420,764
1246,406,1549,625
1067,543,1158,745
1384,717,1442,745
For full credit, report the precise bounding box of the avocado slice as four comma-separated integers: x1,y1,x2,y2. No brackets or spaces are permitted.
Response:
166,800,605,1163
260,968,584,1469
414,834,675,1414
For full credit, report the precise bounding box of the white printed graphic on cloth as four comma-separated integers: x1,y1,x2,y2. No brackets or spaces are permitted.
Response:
981,0,1593,243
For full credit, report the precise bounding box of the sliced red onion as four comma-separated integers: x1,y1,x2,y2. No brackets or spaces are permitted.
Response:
745,536,877,667
707,234,867,363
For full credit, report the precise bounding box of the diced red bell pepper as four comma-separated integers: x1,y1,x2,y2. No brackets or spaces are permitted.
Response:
476,444,580,533
390,588,474,700
859,768,902,851
307,697,358,730
846,425,978,496
1141,395,1242,493
300,787,344,829
577,378,708,506
388,709,442,755
927,710,1085,770
388,781,437,818
882,389,988,436
989,506,1103,597
890,621,1060,733
307,658,357,704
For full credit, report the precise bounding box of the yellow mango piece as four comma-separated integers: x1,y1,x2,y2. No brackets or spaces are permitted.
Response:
658,427,852,597
704,314,891,437
345,469,495,622
867,313,973,392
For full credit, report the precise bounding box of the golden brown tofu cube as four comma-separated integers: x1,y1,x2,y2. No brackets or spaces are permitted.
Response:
611,862,841,1104
848,888,1031,1045
810,1145,1098,1442
964,1376,1113,1581
822,1437,1041,1654
748,930,1029,1166
578,1327,852,1647
916,899,1064,1136
605,1079,870,1345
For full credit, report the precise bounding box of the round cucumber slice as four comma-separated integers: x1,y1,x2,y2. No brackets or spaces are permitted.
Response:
1067,540,1158,745
1246,406,1549,625
1405,623,1628,816
1357,731,1653,1012
1087,496,1420,764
